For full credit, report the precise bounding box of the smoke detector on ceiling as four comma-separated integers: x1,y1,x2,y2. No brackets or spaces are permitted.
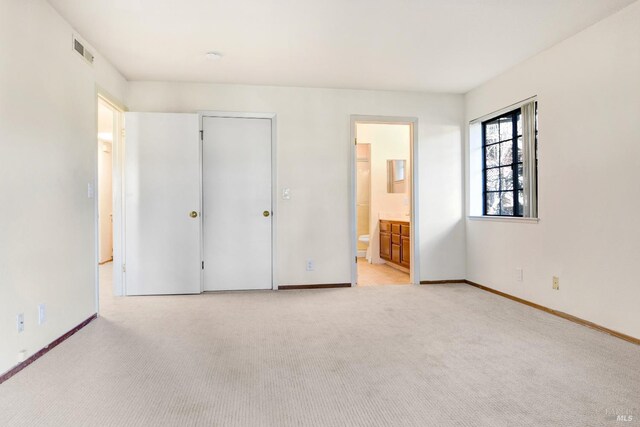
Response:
205,52,222,61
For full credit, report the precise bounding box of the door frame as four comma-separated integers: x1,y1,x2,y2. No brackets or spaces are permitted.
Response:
95,89,126,313
199,111,278,291
349,115,420,286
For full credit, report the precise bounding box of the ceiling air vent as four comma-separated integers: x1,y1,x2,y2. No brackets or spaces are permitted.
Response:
73,36,94,64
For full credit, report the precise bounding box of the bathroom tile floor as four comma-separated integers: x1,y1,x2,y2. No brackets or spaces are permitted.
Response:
356,257,411,286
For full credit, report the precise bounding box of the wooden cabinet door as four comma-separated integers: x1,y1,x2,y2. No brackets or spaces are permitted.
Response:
392,244,401,263
401,236,411,268
380,232,392,260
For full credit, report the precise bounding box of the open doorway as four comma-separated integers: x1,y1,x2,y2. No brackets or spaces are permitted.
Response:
98,100,114,265
351,118,419,286
96,95,122,303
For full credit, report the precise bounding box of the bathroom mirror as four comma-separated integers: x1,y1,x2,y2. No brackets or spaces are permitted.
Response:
387,159,406,193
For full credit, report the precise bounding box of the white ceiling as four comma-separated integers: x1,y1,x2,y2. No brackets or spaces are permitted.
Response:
48,0,635,93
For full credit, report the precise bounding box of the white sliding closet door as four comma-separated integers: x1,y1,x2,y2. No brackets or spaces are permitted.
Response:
202,116,272,291
124,113,201,295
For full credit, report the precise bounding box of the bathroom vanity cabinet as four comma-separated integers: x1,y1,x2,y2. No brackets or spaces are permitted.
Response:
379,220,410,269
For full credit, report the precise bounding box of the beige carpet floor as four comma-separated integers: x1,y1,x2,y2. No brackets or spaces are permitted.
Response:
0,264,638,426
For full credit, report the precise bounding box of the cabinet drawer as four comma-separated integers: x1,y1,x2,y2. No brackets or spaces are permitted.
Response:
391,234,401,245
380,221,391,232
401,224,410,237
391,223,401,235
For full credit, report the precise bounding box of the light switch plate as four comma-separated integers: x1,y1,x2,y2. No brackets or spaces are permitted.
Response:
282,188,291,200
38,304,46,325
17,313,24,333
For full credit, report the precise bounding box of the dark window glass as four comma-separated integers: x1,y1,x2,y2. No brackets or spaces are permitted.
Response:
482,107,536,216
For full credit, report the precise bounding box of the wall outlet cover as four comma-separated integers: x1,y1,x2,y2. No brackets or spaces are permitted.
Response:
515,268,523,282
306,259,315,271
553,276,560,290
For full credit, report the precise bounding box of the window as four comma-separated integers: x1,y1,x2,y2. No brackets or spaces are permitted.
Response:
482,105,537,216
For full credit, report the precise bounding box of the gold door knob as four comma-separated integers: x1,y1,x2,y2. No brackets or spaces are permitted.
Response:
263,211,270,217
190,211,198,218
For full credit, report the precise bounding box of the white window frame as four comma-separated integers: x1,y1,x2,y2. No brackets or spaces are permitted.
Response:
468,96,539,223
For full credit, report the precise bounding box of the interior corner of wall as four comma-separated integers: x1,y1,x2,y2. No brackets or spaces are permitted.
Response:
468,123,483,216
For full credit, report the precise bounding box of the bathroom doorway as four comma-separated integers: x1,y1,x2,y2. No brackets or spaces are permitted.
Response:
350,117,419,286
98,100,114,266
96,94,124,303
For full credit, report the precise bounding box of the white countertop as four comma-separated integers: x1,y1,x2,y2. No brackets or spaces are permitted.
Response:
379,215,410,222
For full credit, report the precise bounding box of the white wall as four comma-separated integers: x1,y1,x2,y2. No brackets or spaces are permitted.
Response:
356,123,411,264
355,143,370,255
0,0,127,374
97,100,115,264
128,82,466,286
98,140,113,263
465,1,640,339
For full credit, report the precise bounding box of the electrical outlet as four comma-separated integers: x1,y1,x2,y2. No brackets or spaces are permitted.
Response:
17,313,24,333
306,259,315,271
38,304,46,325
515,268,523,282
552,276,560,290
17,350,27,363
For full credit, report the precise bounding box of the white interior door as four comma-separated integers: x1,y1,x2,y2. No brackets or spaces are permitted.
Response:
124,113,201,295
202,116,272,291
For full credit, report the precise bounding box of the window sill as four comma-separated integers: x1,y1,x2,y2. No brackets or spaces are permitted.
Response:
467,216,539,224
